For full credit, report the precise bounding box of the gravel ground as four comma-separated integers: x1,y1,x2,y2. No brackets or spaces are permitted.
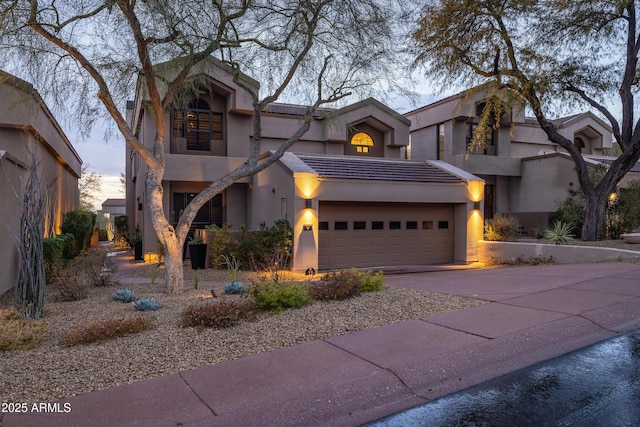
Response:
0,265,484,405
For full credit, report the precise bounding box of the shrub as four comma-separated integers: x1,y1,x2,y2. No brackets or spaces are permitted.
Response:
250,279,311,314
61,210,96,256
114,215,128,235
545,221,574,245
60,316,152,346
238,219,293,273
113,288,138,303
0,308,47,351
50,266,88,302
310,271,361,301
132,297,162,311
206,224,239,268
358,270,386,293
181,299,257,328
80,248,119,287
484,214,520,241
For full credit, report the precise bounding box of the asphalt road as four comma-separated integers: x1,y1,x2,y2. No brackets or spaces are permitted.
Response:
367,328,640,426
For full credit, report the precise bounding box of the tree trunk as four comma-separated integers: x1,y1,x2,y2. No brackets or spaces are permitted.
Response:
582,192,608,241
163,238,184,294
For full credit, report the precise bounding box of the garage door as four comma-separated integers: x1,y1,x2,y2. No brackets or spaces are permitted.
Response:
318,202,454,270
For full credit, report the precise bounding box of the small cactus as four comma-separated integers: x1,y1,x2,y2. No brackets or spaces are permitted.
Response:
132,297,162,311
112,288,138,303
223,281,245,295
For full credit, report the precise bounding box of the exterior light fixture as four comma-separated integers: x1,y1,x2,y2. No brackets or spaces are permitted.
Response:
473,201,481,210
305,198,313,209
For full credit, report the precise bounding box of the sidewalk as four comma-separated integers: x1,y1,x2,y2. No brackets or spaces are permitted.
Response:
5,259,640,426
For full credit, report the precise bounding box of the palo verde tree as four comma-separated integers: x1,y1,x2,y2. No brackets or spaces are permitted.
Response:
0,0,408,293
413,0,640,240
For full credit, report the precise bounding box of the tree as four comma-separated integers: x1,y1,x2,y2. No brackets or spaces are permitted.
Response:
1,1,408,292
413,0,640,240
79,165,102,211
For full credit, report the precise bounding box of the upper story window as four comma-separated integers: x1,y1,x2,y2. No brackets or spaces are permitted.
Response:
173,99,223,151
437,123,445,160
351,132,374,153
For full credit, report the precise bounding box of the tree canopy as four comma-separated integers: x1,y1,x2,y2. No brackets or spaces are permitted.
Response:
413,0,640,240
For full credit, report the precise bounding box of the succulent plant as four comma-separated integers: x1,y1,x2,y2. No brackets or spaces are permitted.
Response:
132,297,162,311
112,288,138,303
223,281,245,295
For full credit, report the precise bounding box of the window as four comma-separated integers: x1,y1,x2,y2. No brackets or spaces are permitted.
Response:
407,221,418,230
354,221,367,230
390,221,401,230
372,221,384,230
335,221,348,230
438,221,449,229
437,124,445,160
173,99,223,151
319,221,329,231
351,132,374,154
422,221,434,230
173,192,222,227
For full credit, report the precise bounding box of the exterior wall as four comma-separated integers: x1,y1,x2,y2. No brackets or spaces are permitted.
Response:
0,75,81,296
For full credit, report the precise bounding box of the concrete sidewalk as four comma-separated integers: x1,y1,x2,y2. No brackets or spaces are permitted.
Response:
5,261,640,426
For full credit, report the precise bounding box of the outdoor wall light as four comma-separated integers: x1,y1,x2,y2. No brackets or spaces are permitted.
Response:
305,198,313,209
473,201,481,210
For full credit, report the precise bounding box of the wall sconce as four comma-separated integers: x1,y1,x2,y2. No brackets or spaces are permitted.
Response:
473,201,481,210
305,198,313,209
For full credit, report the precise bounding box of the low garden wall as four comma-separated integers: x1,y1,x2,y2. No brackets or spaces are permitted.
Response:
478,241,640,264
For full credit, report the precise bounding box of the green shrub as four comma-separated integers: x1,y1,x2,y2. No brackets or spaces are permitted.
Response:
61,209,96,256
181,299,257,328
238,219,293,273
484,214,520,241
544,221,574,245
358,270,386,292
206,224,239,268
114,215,128,234
98,229,108,241
60,316,152,346
250,279,311,314
0,308,47,351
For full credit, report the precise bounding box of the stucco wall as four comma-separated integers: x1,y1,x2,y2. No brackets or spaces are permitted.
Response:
478,241,640,264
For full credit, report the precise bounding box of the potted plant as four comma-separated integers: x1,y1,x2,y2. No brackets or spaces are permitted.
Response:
188,234,207,270
128,232,143,261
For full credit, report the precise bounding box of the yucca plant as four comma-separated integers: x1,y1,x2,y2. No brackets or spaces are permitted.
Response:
132,297,162,311
112,288,138,303
544,221,574,245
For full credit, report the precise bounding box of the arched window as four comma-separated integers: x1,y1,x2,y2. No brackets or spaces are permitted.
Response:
351,132,374,153
575,137,585,153
173,98,223,151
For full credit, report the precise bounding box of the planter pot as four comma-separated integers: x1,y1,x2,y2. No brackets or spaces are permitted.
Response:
134,241,144,261
189,243,208,269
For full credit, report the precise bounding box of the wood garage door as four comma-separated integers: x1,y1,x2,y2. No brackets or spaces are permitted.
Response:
318,202,454,270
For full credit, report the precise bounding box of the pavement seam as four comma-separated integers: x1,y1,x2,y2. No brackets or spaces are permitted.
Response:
178,372,218,417
320,339,421,399
418,317,496,340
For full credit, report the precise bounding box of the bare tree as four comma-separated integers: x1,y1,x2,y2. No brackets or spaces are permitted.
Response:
1,0,409,292
14,149,46,318
79,164,102,211
413,0,640,240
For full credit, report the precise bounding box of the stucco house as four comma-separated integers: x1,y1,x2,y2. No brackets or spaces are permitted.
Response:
126,57,484,271
0,71,82,295
404,87,623,235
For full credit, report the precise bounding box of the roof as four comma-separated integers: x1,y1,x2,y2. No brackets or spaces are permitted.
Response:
589,157,640,173
263,103,333,118
295,154,465,183
102,198,126,207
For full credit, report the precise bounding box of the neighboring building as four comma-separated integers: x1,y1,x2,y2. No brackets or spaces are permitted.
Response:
405,87,621,235
99,198,126,241
0,71,82,295
126,57,484,271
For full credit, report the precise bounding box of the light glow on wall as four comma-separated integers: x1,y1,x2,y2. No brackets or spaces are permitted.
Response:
468,179,484,202
294,172,319,199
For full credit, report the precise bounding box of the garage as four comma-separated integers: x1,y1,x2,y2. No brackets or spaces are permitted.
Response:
318,202,454,270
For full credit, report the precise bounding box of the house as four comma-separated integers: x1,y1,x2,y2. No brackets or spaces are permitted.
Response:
98,198,126,241
126,57,484,271
0,71,82,295
404,87,619,235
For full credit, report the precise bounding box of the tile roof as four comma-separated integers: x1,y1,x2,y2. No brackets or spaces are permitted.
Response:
591,157,640,173
297,155,465,183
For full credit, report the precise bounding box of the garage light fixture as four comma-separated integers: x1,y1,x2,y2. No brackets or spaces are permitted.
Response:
473,201,481,211
305,198,313,209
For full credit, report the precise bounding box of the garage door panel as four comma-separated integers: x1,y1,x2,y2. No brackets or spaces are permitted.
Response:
319,202,454,270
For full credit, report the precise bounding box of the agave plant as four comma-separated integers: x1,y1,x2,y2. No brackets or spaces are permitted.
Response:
544,221,574,245
112,288,138,303
132,297,162,311
223,281,245,295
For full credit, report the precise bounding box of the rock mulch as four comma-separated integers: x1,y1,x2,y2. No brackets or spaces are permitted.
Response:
0,271,484,404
